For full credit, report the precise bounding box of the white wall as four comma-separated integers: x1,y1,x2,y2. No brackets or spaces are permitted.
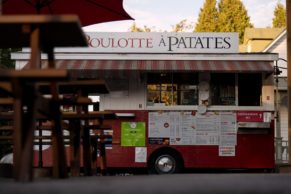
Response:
15,60,28,70
278,93,288,140
267,33,287,77
100,72,146,110
262,74,275,110
265,31,288,144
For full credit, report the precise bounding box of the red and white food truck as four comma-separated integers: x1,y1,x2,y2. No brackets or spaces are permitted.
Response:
14,32,278,173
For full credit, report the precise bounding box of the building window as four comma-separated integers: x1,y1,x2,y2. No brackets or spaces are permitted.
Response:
147,73,198,106
238,73,262,106
147,72,262,107
210,73,235,105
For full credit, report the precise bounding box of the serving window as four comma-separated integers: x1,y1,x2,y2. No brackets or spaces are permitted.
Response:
210,73,262,106
210,73,236,106
147,72,198,106
238,73,262,106
147,72,262,107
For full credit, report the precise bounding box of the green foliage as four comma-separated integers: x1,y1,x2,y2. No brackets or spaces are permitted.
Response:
129,20,193,33
272,2,286,28
195,0,252,43
0,48,18,69
172,19,193,32
217,0,253,43
128,22,153,32
195,0,219,32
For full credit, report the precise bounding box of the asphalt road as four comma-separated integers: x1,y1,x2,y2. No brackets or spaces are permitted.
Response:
1,173,291,194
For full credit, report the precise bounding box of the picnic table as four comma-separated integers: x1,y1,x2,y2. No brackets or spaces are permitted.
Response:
37,80,114,176
0,14,88,181
0,78,116,179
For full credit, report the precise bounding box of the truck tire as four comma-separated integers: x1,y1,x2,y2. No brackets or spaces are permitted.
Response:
149,150,182,174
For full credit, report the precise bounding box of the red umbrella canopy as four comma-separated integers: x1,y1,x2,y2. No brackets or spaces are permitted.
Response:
1,0,133,26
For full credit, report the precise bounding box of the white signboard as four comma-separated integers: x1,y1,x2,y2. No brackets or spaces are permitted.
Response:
148,111,237,147
219,146,236,156
148,112,175,138
195,112,220,145
220,112,237,146
135,147,147,163
57,32,239,53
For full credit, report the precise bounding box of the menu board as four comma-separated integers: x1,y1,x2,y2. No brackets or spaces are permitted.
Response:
196,112,220,145
148,111,237,148
178,112,196,145
220,112,237,146
148,112,175,138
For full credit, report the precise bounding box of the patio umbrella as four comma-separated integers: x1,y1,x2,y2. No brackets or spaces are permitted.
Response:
1,0,133,26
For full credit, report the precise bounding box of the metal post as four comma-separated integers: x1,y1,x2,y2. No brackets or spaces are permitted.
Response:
287,0,291,163
275,60,282,163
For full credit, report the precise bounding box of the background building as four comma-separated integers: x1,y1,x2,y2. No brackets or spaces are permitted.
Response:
241,28,288,162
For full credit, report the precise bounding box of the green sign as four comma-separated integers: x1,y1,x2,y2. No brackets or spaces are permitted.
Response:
121,122,146,146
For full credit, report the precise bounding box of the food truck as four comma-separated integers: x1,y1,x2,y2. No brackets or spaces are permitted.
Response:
14,32,278,173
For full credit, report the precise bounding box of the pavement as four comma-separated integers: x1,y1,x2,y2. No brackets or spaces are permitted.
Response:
1,173,291,194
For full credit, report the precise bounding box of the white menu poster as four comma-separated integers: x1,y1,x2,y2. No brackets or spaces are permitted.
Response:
171,112,196,145
148,111,237,147
220,112,237,146
195,112,220,145
220,132,237,145
220,112,237,133
148,112,174,137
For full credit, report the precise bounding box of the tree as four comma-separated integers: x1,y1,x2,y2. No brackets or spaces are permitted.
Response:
172,19,193,32
272,1,286,28
128,22,153,32
217,0,253,43
195,0,218,32
0,48,18,69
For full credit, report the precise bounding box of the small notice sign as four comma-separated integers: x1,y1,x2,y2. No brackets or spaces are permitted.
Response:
135,147,147,163
219,146,236,157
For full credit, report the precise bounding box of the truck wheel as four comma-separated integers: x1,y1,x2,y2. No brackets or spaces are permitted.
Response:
149,151,182,174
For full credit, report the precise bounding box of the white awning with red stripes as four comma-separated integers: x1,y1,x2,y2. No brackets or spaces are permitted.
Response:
25,60,274,73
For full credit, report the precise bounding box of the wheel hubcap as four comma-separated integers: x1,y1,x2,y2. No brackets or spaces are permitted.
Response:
156,156,174,173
